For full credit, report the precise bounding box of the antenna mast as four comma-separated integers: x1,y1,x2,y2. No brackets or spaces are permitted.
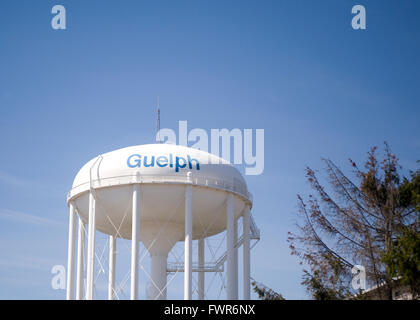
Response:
155,96,161,143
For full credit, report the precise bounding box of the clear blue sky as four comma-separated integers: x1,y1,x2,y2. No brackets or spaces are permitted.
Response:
0,0,419,299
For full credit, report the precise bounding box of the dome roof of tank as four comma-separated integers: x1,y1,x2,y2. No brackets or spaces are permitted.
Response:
68,144,251,204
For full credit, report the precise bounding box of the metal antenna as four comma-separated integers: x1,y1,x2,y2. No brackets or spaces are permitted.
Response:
155,96,161,143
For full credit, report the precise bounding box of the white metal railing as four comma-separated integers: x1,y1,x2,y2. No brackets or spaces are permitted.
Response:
166,214,260,273
67,173,253,204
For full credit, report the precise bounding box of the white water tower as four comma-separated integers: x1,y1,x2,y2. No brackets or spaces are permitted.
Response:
65,144,258,300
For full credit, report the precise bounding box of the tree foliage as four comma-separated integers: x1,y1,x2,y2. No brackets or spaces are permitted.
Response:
301,270,345,300
382,166,420,298
382,229,420,298
251,280,285,300
288,143,419,299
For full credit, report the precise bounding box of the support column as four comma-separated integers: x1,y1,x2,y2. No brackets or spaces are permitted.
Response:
243,206,251,300
198,238,205,300
184,184,192,300
108,235,117,300
150,255,168,300
86,192,96,300
76,217,85,300
226,193,235,299
66,203,77,300
131,184,141,300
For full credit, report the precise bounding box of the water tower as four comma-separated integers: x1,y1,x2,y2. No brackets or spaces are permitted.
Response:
65,144,258,300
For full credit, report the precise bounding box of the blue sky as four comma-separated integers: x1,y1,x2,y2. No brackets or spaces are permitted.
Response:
0,0,419,299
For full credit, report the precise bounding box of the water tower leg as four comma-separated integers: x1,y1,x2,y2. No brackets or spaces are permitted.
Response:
76,217,85,300
86,192,96,300
226,193,235,299
108,235,117,300
243,206,251,300
198,238,205,300
66,203,77,300
131,184,141,300
184,185,192,300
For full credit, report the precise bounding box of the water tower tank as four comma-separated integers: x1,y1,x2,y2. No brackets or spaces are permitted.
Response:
65,144,255,300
